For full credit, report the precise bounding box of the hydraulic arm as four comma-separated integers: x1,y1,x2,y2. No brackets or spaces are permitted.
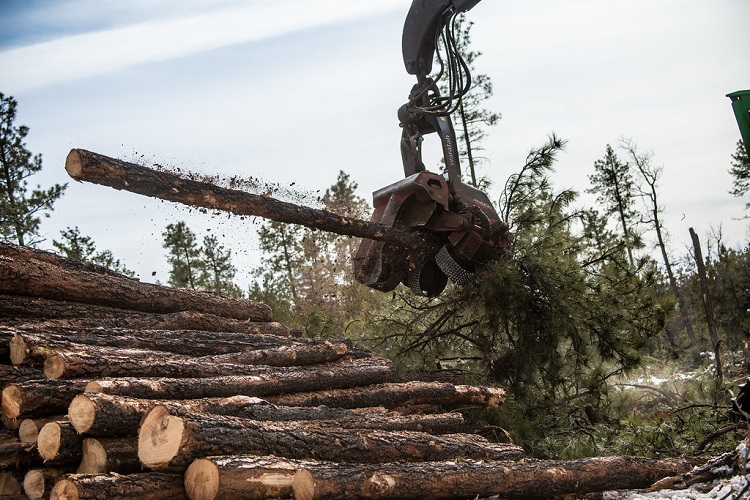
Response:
353,0,510,297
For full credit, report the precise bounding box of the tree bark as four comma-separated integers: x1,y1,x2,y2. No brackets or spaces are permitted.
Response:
65,148,431,252
42,342,350,379
50,472,185,500
0,365,44,388
23,468,70,500
68,393,465,437
184,456,316,500
37,421,83,465
690,227,724,381
84,358,395,400
0,246,272,322
289,456,698,500
0,294,290,334
0,430,41,469
77,437,140,474
2,380,91,419
138,406,524,471
265,381,506,409
8,327,312,366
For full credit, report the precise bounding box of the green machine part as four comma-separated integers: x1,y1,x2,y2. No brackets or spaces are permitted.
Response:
728,89,750,157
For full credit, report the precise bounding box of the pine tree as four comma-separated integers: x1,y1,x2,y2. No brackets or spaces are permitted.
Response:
198,234,243,297
162,221,203,289
729,140,750,208
52,226,134,276
0,93,66,246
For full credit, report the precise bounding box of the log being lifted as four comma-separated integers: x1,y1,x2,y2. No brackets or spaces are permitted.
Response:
0,244,272,322
137,406,524,471
69,393,464,437
50,472,185,500
183,455,699,500
65,149,432,252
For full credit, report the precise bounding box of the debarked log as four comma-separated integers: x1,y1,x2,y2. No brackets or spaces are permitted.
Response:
0,247,271,322
43,342,350,379
137,406,524,470
50,472,186,500
65,149,433,252
289,456,700,500
8,327,302,365
2,380,91,419
0,294,288,334
265,380,506,409
84,358,395,400
77,437,140,474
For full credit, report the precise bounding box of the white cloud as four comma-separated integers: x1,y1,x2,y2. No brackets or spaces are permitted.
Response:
0,0,403,91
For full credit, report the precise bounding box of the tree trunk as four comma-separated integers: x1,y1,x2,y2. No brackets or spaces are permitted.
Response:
77,437,140,474
42,342,350,380
0,294,290,335
37,421,83,466
0,430,41,469
690,227,724,381
84,358,395,400
138,406,523,471
0,245,272,322
184,456,314,500
8,327,311,366
290,455,698,500
18,416,65,445
50,472,185,500
65,149,431,253
23,468,70,500
265,381,506,409
2,380,91,419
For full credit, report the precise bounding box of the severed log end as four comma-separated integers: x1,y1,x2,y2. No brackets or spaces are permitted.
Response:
184,458,220,500
64,149,84,181
37,422,63,461
0,471,22,496
2,385,21,419
18,418,42,445
43,354,66,380
292,470,315,500
50,479,79,500
77,438,106,474
137,406,184,469
67,394,95,434
9,334,28,365
22,469,45,499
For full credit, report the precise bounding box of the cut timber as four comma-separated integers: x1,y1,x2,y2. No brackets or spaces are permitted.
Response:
266,380,506,409
0,471,22,496
19,416,65,445
0,294,288,334
0,430,41,469
184,456,319,500
68,393,464,437
50,472,185,500
23,468,69,500
77,437,140,474
65,149,431,252
0,245,272,321
137,405,524,470
85,358,395,400
3,380,90,419
289,456,700,500
8,328,308,367
0,364,44,387
43,342,350,379
37,421,82,465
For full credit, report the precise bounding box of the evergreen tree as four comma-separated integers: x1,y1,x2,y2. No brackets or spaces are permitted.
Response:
437,13,500,187
586,145,640,267
729,140,750,208
162,221,203,288
198,234,243,297
0,93,66,246
52,226,134,276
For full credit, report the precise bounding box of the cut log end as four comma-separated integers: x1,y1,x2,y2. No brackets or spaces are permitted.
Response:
50,479,79,500
85,382,103,393
78,438,106,474
37,422,62,461
9,334,27,365
23,470,45,499
18,418,40,444
64,149,84,180
44,354,66,380
292,469,315,500
68,394,96,434
137,405,184,469
2,385,21,419
184,458,220,500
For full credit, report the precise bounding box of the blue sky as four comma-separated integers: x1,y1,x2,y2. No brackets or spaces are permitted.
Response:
2,0,749,288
